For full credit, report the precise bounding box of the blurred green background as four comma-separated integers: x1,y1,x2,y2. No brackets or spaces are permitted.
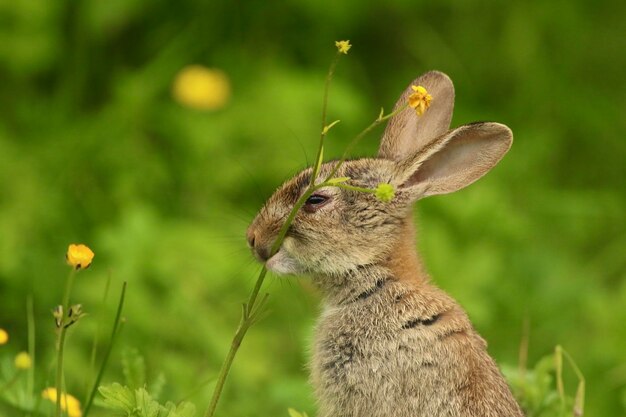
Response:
0,0,624,415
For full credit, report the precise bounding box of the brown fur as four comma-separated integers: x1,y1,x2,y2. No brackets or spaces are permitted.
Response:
247,71,524,416
382,217,426,284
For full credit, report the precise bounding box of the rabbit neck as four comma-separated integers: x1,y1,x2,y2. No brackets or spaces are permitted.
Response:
381,215,428,284
313,215,429,306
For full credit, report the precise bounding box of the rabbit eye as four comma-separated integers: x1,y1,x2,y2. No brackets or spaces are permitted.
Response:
306,195,327,205
304,194,330,212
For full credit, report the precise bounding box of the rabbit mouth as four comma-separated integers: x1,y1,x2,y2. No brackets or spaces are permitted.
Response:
266,248,301,275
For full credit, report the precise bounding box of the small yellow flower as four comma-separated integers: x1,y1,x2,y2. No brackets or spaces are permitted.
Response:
15,352,32,369
335,40,352,54
66,244,94,270
0,328,8,345
375,183,395,203
408,85,432,116
42,388,82,417
172,65,231,111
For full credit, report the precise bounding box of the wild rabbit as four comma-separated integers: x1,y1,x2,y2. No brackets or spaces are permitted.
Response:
247,71,524,417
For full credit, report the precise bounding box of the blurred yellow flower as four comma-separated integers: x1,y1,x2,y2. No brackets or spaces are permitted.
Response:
335,40,352,54
66,244,94,270
42,388,82,417
375,183,395,202
0,328,7,345
172,65,231,111
408,85,432,116
15,352,32,369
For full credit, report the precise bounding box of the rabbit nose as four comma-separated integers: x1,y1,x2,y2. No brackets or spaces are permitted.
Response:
246,230,256,248
246,229,271,262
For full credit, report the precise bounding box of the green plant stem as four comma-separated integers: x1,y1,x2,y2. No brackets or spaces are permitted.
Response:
242,267,268,318
518,317,529,381
85,272,112,399
205,185,320,417
27,295,36,403
559,346,585,416
204,316,249,417
312,52,341,181
204,51,338,416
61,269,76,316
205,53,404,417
82,281,127,417
55,328,68,417
55,269,76,417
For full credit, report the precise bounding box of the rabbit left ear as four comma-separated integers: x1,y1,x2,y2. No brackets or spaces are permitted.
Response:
392,122,513,199
378,71,455,161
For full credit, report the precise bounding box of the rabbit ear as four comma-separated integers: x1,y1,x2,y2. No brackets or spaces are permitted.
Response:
378,71,455,161
393,122,513,198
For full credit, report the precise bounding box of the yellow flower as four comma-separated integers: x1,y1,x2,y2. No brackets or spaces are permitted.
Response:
375,183,395,203
408,85,432,116
15,352,32,369
172,65,231,111
0,328,8,345
335,40,352,54
66,244,94,270
42,388,82,417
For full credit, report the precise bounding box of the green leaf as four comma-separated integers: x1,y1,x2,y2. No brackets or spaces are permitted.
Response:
325,176,350,185
162,402,177,417
98,383,196,417
321,119,341,135
99,383,136,412
135,388,160,417
314,147,324,176
176,402,197,417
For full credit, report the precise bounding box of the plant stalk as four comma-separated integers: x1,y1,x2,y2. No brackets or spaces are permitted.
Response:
55,269,76,417
82,281,127,417
204,49,402,417
312,52,341,181
85,271,112,400
27,295,36,404
204,184,320,417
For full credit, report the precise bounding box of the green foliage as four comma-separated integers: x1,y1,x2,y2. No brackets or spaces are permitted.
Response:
505,356,562,416
0,0,624,416
101,350,189,417
99,383,196,417
504,346,586,417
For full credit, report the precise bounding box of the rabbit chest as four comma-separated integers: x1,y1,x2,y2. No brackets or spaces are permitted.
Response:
310,279,481,417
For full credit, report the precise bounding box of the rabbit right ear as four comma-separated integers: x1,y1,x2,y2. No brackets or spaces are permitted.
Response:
378,71,455,161
391,122,513,199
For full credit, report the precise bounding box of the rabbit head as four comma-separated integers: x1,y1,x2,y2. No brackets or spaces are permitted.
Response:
247,71,512,279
